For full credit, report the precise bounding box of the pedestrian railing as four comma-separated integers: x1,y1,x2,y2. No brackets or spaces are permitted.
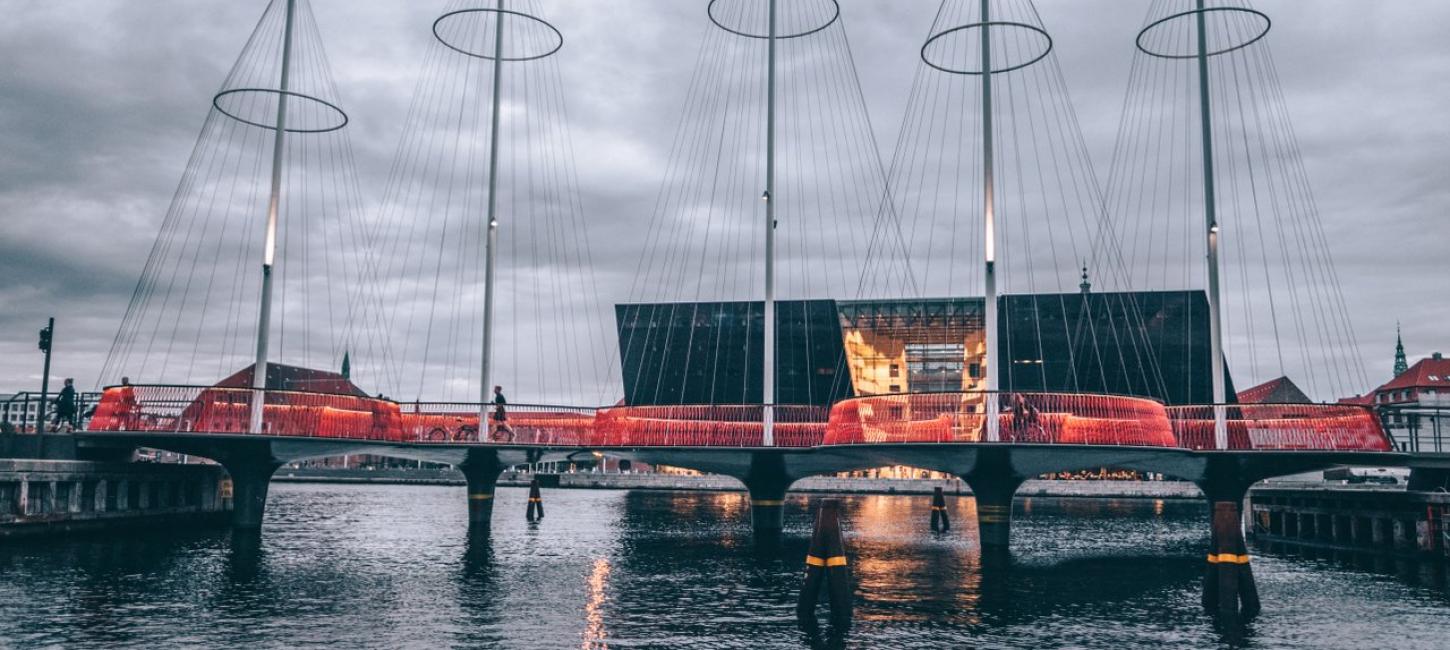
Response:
1165,403,1392,451
592,404,828,447
86,384,1394,453
88,385,596,446
398,401,597,445
823,391,1177,447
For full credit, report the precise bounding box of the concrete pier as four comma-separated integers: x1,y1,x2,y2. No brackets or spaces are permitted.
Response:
0,459,228,538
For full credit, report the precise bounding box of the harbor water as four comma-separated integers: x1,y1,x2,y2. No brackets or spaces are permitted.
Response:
1,483,1448,648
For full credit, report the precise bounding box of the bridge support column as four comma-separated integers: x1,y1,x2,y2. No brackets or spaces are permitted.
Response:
222,456,282,529
460,451,504,532
747,479,789,535
963,450,1024,552
743,453,792,538
1198,461,1261,619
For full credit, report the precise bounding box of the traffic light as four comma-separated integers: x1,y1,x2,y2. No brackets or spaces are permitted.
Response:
38,326,52,353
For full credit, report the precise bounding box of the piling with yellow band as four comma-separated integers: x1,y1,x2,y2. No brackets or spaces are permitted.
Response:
796,498,851,630
526,476,545,522
930,486,950,532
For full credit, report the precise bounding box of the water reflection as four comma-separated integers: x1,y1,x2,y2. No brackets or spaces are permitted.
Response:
582,558,611,649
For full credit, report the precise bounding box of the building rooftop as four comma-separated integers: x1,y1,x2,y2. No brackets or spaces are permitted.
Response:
1379,353,1450,392
1237,376,1311,404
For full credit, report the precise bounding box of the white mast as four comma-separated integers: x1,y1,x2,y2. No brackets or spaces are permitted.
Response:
480,0,505,433
1195,0,1228,449
981,0,1000,442
762,0,778,447
250,0,297,434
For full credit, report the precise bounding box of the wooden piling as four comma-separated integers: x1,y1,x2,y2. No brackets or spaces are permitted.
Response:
930,486,950,532
796,499,852,630
526,477,544,522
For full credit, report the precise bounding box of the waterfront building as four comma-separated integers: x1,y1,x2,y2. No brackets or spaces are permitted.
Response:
616,291,1233,409
1340,333,1450,452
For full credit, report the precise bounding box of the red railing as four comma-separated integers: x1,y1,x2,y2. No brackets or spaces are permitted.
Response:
87,385,1393,454
593,405,828,448
88,385,594,446
89,385,401,440
1166,403,1392,451
823,392,1177,447
398,401,596,446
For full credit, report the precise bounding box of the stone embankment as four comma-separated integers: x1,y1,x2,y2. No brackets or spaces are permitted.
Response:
0,459,228,538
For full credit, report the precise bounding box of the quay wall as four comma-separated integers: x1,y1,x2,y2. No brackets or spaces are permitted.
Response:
0,460,228,538
1250,484,1450,561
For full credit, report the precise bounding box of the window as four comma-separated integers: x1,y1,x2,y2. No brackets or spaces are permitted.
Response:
906,343,965,393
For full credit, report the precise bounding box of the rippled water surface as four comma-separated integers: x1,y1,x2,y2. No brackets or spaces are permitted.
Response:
2,483,1448,648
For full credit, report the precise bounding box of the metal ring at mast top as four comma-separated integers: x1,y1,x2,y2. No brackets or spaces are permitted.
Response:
920,21,1053,75
707,0,841,40
212,88,349,133
433,8,563,61
1135,7,1271,59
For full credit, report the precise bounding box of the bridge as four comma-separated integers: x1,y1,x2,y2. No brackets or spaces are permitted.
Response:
80,384,1397,574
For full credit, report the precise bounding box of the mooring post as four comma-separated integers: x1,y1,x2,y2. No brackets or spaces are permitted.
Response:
796,498,852,630
526,476,544,522
930,486,950,532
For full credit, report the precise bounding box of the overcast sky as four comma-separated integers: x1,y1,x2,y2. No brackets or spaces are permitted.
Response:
1,0,1446,397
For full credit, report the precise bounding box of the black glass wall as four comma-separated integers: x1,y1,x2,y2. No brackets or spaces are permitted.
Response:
615,300,850,407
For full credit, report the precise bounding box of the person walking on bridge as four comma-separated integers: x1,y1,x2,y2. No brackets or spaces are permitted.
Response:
491,385,514,442
53,378,77,432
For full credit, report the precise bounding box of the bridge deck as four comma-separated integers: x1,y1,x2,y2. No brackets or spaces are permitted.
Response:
86,385,1393,454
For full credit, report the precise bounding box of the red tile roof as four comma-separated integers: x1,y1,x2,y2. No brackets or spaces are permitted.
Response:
1378,355,1450,392
1337,393,1374,406
1237,376,1312,404
215,363,368,397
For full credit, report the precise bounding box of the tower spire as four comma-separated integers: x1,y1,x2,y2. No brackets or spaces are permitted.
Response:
1394,322,1408,377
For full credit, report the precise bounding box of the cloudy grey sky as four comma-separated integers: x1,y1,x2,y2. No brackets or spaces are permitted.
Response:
1,0,1447,397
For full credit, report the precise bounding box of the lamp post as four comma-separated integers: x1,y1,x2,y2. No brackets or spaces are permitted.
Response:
36,317,54,435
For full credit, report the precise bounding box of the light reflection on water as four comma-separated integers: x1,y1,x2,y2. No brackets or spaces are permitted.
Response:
0,483,1447,649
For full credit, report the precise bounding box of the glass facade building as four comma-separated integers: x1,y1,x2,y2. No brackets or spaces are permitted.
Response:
616,291,1234,408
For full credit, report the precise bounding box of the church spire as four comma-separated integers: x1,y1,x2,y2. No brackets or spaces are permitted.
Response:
1393,323,1408,377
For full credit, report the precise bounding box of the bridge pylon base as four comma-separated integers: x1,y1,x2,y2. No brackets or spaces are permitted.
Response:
742,452,793,539
1198,458,1263,619
962,450,1025,552
461,450,505,533
222,455,282,529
